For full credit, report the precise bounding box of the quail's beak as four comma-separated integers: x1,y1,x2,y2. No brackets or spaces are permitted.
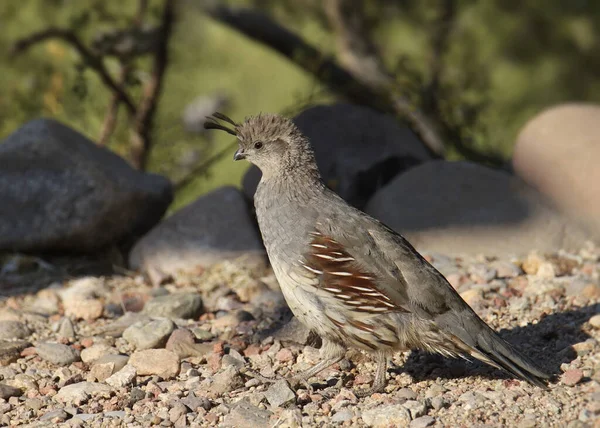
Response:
233,148,246,161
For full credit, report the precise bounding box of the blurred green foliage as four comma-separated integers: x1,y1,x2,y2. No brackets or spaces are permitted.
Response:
1,0,599,211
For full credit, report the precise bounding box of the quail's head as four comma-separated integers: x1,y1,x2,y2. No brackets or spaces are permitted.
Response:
204,112,317,178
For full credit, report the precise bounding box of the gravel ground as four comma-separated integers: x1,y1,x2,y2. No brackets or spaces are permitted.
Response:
0,245,598,427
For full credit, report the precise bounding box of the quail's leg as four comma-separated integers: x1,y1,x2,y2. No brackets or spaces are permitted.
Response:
290,340,346,392
242,339,346,390
355,351,388,397
290,355,344,382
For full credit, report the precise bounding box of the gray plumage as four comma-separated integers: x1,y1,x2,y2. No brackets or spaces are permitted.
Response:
205,112,552,394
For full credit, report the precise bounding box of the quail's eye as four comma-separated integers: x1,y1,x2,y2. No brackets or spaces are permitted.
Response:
254,141,263,150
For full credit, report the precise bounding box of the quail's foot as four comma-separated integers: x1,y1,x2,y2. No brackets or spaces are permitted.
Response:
353,352,388,397
240,367,313,392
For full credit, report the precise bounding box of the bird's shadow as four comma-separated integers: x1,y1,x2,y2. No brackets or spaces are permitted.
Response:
394,304,598,383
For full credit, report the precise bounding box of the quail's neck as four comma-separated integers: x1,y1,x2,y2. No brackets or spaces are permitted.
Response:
257,165,325,202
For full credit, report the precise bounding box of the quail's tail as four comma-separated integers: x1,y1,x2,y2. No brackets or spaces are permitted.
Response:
443,313,553,389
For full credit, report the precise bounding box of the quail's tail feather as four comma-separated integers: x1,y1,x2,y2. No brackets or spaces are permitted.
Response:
469,332,551,389
449,318,553,389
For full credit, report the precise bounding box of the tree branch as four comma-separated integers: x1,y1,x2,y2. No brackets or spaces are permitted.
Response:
203,4,446,157
11,28,137,115
424,0,456,114
173,141,238,192
130,0,175,169
324,0,391,88
99,0,149,147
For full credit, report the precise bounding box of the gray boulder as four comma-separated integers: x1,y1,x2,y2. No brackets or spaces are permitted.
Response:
513,103,600,234
365,161,592,256
0,119,172,253
129,186,265,285
243,103,432,208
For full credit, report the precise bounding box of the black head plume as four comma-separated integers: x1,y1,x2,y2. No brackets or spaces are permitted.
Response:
204,112,238,136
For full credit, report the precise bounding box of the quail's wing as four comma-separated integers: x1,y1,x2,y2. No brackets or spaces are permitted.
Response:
309,208,472,321
300,218,413,315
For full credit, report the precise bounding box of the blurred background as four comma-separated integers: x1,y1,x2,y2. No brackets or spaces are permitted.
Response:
1,0,600,212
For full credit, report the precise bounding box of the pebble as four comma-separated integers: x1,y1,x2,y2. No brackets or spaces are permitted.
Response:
572,339,597,356
213,310,254,329
129,349,180,379
165,328,195,357
0,321,30,340
180,392,211,412
107,410,127,418
143,293,203,319
589,314,600,329
168,329,212,359
396,387,418,401
331,409,353,423
209,366,244,395
12,373,38,391
460,288,483,307
491,260,522,278
40,409,69,422
54,382,112,405
64,299,104,321
30,289,60,315
562,369,584,386
522,253,544,275
273,317,314,346
35,342,80,365
93,354,129,372
169,402,189,424
403,399,428,419
278,408,303,426
410,415,436,428
129,387,145,404
582,283,600,300
24,397,43,412
192,328,214,341
99,312,151,337
264,379,295,407
0,340,30,366
60,277,103,300
0,383,22,399
223,399,272,427
362,404,411,427
221,354,244,370
536,262,557,279
56,317,76,338
275,348,294,363
80,344,119,364
123,319,176,350
105,365,137,388
469,264,497,283
445,273,464,290
430,396,446,410
88,361,115,382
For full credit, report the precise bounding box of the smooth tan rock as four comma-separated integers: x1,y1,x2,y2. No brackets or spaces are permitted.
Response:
513,103,600,235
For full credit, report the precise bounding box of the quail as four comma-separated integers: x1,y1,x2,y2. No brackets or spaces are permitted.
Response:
205,112,552,395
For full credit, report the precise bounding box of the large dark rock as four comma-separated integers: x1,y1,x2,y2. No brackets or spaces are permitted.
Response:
365,161,592,256
243,103,432,208
0,119,173,253
129,186,265,285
